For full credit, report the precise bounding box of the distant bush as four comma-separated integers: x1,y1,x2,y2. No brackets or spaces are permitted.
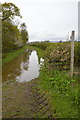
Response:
45,42,80,69
45,43,71,70
30,42,80,67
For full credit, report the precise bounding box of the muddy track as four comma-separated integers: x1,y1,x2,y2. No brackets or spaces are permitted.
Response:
2,79,54,118
30,80,54,118
25,79,54,118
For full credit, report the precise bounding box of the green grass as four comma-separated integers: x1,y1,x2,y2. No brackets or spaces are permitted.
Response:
32,46,45,58
38,66,79,118
26,45,45,58
30,42,79,118
29,42,80,67
2,44,45,66
2,42,80,118
2,47,26,65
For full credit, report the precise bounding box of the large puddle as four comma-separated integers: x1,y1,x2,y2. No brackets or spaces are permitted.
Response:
2,50,44,83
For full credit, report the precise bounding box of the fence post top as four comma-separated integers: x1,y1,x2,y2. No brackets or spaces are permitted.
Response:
72,30,75,33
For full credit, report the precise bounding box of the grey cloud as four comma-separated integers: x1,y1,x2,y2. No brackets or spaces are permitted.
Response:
29,32,66,42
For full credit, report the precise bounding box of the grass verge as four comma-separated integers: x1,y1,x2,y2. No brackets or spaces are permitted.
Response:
32,42,79,118
2,46,26,65
38,66,79,118
26,45,45,59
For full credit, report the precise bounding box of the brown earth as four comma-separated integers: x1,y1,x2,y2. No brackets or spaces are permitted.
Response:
2,79,53,118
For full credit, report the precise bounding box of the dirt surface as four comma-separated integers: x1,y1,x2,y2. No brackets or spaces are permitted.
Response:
2,79,53,118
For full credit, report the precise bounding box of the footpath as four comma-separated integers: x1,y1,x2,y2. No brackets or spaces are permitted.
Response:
2,79,53,118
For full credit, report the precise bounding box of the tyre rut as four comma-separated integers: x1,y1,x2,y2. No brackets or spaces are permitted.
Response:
29,80,54,118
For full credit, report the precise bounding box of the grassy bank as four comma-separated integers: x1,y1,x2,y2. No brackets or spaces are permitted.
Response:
38,66,79,118
26,44,45,59
2,47,26,65
31,42,79,118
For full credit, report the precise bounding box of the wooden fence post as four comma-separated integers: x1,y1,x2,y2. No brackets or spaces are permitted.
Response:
70,31,75,77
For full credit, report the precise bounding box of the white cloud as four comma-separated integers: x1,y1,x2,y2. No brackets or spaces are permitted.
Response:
1,0,78,42
29,31,66,41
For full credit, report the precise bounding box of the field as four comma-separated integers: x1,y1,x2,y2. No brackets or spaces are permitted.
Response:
29,42,80,118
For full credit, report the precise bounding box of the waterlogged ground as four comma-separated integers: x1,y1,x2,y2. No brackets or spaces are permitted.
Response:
3,79,38,118
2,50,53,118
3,50,40,83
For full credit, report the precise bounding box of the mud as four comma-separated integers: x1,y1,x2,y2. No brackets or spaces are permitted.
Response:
2,79,53,118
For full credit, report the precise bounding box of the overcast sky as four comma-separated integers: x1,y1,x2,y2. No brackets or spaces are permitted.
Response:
1,0,78,42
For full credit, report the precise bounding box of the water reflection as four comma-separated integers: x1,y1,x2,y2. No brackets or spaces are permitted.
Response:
2,50,44,83
39,58,44,67
2,52,29,82
16,51,39,83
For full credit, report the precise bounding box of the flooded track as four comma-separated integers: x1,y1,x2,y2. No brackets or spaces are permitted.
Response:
2,50,44,83
2,49,53,118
